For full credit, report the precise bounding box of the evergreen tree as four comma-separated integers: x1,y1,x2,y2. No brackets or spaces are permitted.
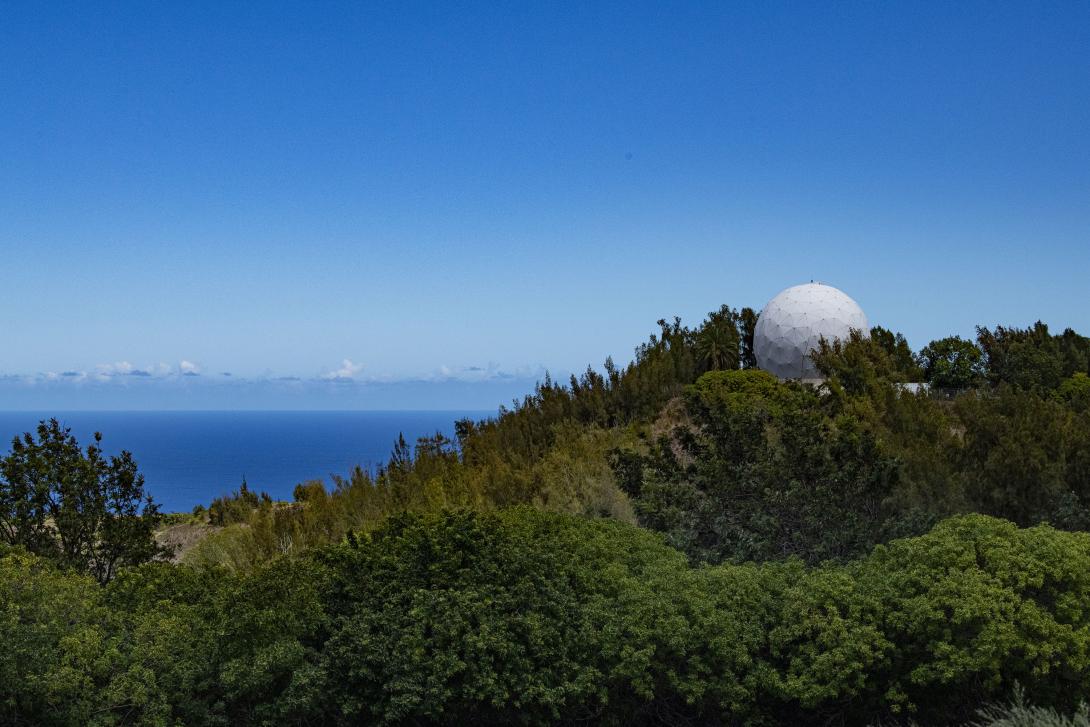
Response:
0,419,167,583
918,335,984,390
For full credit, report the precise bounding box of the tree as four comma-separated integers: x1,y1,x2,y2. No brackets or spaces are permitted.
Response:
1056,373,1090,412
739,307,759,369
1058,328,1090,378
0,419,168,583
694,305,741,372
918,335,984,390
845,516,1090,721
812,328,914,395
616,370,900,564
209,477,272,526
976,322,1064,392
870,325,924,380
952,389,1089,526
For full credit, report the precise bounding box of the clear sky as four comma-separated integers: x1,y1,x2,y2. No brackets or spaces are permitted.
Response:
2,2,1088,408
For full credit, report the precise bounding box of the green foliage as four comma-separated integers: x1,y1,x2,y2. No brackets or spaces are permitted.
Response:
855,517,1090,719
454,306,754,474
317,510,606,723
208,478,273,526
1058,329,1090,379
977,322,1065,392
530,423,636,521
95,562,224,725
695,304,742,372
11,309,1090,724
687,366,813,416
186,420,640,570
953,388,1090,526
192,309,1084,577
811,328,920,400
290,511,1090,724
0,419,167,584
212,557,331,724
616,369,899,564
161,510,203,527
918,335,984,389
805,327,1090,536
618,320,1090,566
738,306,759,369
870,325,925,381
0,548,103,725
962,323,1090,394
1056,373,1090,412
6,511,1090,725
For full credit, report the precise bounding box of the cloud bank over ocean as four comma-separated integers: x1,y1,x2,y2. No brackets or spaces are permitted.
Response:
0,360,550,410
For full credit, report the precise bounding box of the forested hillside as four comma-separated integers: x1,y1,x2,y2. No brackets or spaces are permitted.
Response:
187,309,1090,571
3,304,1090,725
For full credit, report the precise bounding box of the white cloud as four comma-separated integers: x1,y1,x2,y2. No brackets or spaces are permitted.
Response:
96,361,135,376
321,359,364,380
7,358,549,393
90,361,176,379
427,362,535,382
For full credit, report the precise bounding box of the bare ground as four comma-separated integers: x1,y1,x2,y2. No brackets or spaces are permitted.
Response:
156,521,216,563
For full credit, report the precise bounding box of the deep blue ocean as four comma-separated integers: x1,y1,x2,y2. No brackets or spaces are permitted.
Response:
0,411,489,513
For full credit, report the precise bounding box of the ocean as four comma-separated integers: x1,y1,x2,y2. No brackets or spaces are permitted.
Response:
0,411,489,513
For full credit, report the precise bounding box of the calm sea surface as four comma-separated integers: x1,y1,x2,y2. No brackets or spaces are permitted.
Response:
0,411,489,512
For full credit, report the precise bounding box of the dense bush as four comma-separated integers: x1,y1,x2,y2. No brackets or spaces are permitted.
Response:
616,369,901,564
207,479,273,526
0,546,104,724
5,510,1090,725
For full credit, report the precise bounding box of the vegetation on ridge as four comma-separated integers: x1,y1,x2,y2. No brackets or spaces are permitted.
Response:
2,303,1090,724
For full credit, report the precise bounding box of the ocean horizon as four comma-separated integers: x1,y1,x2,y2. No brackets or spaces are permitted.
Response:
0,410,491,512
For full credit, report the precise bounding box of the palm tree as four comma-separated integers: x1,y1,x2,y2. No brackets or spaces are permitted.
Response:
696,307,741,372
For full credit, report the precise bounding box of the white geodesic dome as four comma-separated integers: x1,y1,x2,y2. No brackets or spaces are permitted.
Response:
753,283,868,380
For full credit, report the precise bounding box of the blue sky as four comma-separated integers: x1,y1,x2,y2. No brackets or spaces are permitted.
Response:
2,2,1088,409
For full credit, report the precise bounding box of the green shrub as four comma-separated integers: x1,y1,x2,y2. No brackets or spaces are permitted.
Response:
208,479,272,526
5,511,1090,725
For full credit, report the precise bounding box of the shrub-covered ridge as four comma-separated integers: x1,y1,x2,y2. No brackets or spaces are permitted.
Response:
5,310,1090,724
3,509,1090,725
